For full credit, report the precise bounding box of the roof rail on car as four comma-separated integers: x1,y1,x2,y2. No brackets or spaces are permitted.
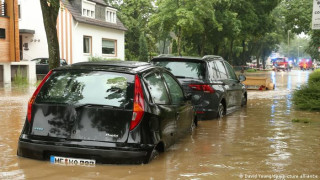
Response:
157,54,175,58
202,55,222,60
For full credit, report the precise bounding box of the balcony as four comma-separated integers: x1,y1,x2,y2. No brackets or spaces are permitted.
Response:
0,1,6,16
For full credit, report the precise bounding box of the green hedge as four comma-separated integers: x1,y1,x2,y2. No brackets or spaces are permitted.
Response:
308,69,320,84
246,68,257,73
293,69,320,111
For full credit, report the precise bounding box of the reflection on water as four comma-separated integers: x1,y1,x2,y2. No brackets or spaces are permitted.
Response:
0,70,320,179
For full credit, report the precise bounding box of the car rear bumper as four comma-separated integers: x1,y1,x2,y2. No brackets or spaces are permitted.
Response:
195,109,218,120
17,137,154,164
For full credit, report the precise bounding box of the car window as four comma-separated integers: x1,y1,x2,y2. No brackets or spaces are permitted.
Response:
224,62,238,80
162,72,184,105
36,70,134,109
33,58,42,64
144,72,170,105
40,58,48,64
208,61,220,79
154,61,206,80
60,59,68,66
215,61,228,79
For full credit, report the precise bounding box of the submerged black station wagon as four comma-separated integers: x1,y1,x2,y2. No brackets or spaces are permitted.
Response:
17,61,195,164
152,55,247,120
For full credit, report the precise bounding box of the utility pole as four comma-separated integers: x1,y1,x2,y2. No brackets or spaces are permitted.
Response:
287,30,290,60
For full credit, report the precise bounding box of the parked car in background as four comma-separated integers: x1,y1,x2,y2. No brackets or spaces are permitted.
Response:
31,58,68,74
151,55,247,120
17,61,195,164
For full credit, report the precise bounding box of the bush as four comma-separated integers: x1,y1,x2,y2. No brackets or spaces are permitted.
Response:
308,69,320,84
246,68,257,73
292,83,320,111
13,67,28,86
88,56,121,62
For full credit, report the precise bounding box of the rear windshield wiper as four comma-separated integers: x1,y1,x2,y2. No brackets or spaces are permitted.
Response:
74,104,122,110
175,76,199,79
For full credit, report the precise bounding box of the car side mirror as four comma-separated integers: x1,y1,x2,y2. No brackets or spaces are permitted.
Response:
185,93,192,101
239,74,246,82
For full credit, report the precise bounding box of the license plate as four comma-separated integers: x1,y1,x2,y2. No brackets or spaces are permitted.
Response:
246,85,260,89
50,155,96,166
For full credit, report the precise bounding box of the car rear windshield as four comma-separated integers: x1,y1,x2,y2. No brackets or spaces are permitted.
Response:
154,60,206,79
35,70,134,109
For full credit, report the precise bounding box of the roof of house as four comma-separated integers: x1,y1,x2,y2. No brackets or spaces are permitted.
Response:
88,0,107,6
61,0,127,31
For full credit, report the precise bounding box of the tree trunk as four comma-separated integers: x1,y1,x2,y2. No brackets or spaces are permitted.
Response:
228,39,234,64
162,38,166,54
40,0,60,70
177,27,182,56
200,34,206,56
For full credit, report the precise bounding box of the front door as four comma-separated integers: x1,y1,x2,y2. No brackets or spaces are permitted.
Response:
162,72,193,138
143,72,177,148
224,62,243,106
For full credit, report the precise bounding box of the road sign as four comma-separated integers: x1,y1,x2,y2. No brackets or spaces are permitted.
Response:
312,0,320,29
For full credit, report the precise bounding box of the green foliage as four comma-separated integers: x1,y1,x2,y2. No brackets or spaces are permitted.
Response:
107,0,154,61
139,33,149,62
293,71,320,111
148,0,281,65
308,69,320,84
305,31,320,61
106,0,287,65
172,39,177,54
88,56,121,62
282,0,312,34
246,69,257,73
13,67,28,86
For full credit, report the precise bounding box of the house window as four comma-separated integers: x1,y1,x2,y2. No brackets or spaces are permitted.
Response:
18,4,21,19
102,39,116,55
82,0,95,18
105,7,117,23
82,8,94,18
83,36,92,54
0,28,5,39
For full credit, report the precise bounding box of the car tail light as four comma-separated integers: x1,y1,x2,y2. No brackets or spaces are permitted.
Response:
27,70,53,123
130,75,145,131
189,84,215,93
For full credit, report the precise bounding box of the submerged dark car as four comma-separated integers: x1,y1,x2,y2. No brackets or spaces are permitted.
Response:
17,61,195,164
31,58,68,74
151,55,247,120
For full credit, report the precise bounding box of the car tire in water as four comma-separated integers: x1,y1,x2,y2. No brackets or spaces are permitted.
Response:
147,148,160,163
189,117,197,134
217,103,225,118
241,94,247,107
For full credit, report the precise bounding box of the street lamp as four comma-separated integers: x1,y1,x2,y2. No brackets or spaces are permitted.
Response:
288,30,291,60
298,46,302,61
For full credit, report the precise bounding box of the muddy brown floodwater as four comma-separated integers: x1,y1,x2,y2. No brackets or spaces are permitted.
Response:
0,70,319,180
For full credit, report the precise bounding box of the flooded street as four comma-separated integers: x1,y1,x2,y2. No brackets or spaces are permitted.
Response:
0,70,319,180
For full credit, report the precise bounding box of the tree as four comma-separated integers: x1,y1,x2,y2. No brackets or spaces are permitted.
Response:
107,0,154,61
40,0,60,70
281,0,313,60
139,33,149,61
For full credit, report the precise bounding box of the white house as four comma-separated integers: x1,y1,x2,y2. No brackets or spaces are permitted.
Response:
19,0,126,64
